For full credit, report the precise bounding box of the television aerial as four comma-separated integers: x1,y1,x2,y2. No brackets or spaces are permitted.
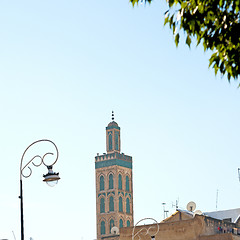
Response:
186,201,196,212
111,226,119,235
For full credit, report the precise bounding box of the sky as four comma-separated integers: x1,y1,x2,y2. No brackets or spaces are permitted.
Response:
0,0,240,240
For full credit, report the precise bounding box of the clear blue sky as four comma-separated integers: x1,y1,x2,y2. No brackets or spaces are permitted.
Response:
1,0,240,240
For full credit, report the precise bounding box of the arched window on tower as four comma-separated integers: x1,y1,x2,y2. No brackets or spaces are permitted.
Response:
119,196,123,212
115,132,119,150
118,174,122,190
127,220,130,227
126,197,130,213
100,176,104,191
126,175,130,191
109,219,114,233
109,132,112,151
109,174,114,189
101,221,106,235
119,219,123,228
109,196,114,212
100,198,105,213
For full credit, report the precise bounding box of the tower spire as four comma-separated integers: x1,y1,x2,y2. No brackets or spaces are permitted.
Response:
112,111,114,121
106,112,120,153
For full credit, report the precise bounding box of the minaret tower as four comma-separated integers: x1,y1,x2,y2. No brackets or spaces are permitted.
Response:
95,112,134,240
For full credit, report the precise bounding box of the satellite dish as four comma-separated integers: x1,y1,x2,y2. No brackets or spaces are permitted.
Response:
111,226,119,235
186,201,196,212
194,210,203,216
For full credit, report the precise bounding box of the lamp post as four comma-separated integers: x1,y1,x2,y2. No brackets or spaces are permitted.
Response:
19,139,60,240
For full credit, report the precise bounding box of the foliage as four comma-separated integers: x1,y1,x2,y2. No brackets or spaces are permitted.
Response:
131,0,151,6
130,0,240,81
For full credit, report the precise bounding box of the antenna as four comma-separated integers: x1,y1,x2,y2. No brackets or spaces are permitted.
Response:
186,201,196,212
162,203,169,219
172,199,179,210
216,189,219,211
12,231,16,240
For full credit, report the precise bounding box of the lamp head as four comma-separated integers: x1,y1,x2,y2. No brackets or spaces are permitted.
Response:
43,165,60,187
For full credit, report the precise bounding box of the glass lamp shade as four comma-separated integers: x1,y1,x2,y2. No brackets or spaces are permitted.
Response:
46,180,58,187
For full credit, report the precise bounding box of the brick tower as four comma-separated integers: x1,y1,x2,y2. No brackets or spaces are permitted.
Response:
95,112,134,240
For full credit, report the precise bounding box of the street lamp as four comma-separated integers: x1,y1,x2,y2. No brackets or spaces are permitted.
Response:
19,139,60,240
43,165,60,187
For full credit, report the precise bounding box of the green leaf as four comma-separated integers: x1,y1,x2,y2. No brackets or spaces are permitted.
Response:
186,34,191,47
130,0,138,7
213,63,219,75
168,0,175,7
172,22,176,34
175,33,180,47
164,10,169,18
164,15,169,25
169,15,174,27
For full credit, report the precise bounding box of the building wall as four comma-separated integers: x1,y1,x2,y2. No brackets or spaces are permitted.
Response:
199,233,238,240
162,211,193,223
203,216,238,236
119,215,240,240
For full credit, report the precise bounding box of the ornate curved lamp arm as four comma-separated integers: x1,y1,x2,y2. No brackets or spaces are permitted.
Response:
132,218,159,240
20,139,59,180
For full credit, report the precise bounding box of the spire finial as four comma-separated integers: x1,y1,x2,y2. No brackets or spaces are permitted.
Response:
112,111,114,121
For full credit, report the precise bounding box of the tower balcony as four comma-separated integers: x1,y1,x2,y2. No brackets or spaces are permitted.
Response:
95,152,132,169
95,152,132,162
